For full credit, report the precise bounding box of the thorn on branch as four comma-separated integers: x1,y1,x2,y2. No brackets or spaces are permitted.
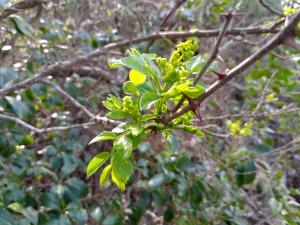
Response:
210,69,227,80
182,93,202,122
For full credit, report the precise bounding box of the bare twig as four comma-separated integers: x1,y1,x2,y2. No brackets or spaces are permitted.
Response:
0,113,41,133
41,79,95,118
0,22,283,96
0,0,47,21
167,11,300,121
252,71,277,115
201,105,299,121
172,11,234,112
0,113,119,134
160,0,187,29
259,0,284,17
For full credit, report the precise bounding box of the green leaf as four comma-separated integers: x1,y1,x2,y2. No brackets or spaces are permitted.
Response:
176,83,204,99
112,153,133,183
179,125,204,137
164,206,174,223
9,15,34,37
114,136,133,158
123,81,139,95
87,152,111,178
108,49,159,78
235,158,256,187
22,207,38,225
100,164,112,186
140,92,159,110
148,173,165,188
106,110,127,120
0,208,15,225
111,171,126,191
89,131,117,145
102,94,122,111
7,202,23,214
5,96,31,120
251,144,272,153
141,114,156,121
186,55,218,74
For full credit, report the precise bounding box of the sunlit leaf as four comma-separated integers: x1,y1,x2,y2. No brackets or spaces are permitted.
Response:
100,164,112,186
89,131,117,145
129,69,146,85
87,152,111,178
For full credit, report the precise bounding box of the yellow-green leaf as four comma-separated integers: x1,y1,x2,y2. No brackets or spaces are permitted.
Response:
100,164,112,186
129,69,146,85
111,171,126,191
87,152,111,178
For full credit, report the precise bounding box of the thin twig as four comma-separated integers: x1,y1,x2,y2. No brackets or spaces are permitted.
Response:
259,0,284,17
172,11,234,113
0,113,119,134
41,79,95,118
0,23,283,96
200,105,299,121
0,0,47,21
166,11,300,122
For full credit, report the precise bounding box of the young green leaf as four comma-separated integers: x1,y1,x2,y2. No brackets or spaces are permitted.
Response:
114,136,133,158
89,131,117,145
87,152,111,178
108,49,159,78
123,81,139,95
112,153,133,183
180,125,205,137
106,111,127,120
141,114,156,121
100,164,112,186
176,83,204,99
7,202,23,214
111,171,126,191
129,69,146,85
140,92,159,110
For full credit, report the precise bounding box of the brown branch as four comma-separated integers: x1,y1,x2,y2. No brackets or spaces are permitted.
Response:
166,11,300,122
0,20,283,96
201,105,299,121
171,11,234,113
0,0,47,21
160,0,187,29
41,79,95,118
0,113,119,134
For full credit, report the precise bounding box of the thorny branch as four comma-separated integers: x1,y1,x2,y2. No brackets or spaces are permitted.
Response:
166,11,300,122
172,11,234,113
0,22,283,96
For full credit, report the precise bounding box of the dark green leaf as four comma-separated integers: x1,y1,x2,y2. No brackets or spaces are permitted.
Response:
235,158,256,187
9,15,35,37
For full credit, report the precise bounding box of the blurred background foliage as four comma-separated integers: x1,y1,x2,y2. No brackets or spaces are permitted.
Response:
0,0,300,224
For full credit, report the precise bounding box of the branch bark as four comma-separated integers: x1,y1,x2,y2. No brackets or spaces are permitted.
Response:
172,11,233,113
259,0,284,17
0,21,283,97
0,0,47,21
166,11,300,122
